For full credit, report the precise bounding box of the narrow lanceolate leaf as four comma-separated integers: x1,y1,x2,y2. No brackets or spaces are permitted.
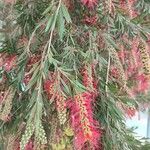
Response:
45,15,55,32
25,66,40,91
105,34,119,50
61,4,72,23
42,5,53,16
57,10,65,40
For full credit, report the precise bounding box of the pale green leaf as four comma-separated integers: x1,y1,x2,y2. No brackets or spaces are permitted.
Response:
61,4,72,23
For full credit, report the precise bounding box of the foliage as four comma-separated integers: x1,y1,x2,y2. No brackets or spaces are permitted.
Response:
0,0,150,150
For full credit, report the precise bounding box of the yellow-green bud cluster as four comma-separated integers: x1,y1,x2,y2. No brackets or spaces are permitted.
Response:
110,47,127,86
20,123,34,150
139,41,150,75
0,88,15,121
35,123,47,145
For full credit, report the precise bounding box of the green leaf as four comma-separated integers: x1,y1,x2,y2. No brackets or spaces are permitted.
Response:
25,66,40,91
140,30,149,41
42,5,53,16
72,80,86,92
61,4,72,23
105,34,119,50
57,11,65,40
45,15,54,32
60,78,70,94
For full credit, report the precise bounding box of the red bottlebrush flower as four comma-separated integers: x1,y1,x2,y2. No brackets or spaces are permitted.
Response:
120,0,126,7
110,66,119,79
82,65,93,88
15,140,34,150
132,10,138,18
117,50,127,63
3,55,17,72
126,62,137,78
135,74,150,93
27,55,41,65
3,0,16,4
120,0,138,18
125,107,136,118
117,102,136,118
44,79,55,99
131,38,140,68
17,36,29,48
63,0,74,11
70,92,101,150
83,15,98,26
44,78,67,124
23,74,31,85
13,139,20,150
81,0,97,8
25,140,34,150
81,64,98,95
2,114,12,123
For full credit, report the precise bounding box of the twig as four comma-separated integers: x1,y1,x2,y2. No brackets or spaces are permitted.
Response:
105,48,111,97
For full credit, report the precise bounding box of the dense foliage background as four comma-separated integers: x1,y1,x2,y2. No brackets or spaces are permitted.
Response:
0,0,150,150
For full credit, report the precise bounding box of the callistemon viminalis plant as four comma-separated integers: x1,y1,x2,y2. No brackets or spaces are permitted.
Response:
1,0,150,149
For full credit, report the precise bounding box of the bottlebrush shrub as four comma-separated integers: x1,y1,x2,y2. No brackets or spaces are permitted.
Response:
1,0,150,149
69,92,101,150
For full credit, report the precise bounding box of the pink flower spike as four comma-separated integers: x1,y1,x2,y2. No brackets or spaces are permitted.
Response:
3,55,17,72
136,74,150,93
81,0,97,8
70,92,102,149
25,140,34,150
4,0,16,4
